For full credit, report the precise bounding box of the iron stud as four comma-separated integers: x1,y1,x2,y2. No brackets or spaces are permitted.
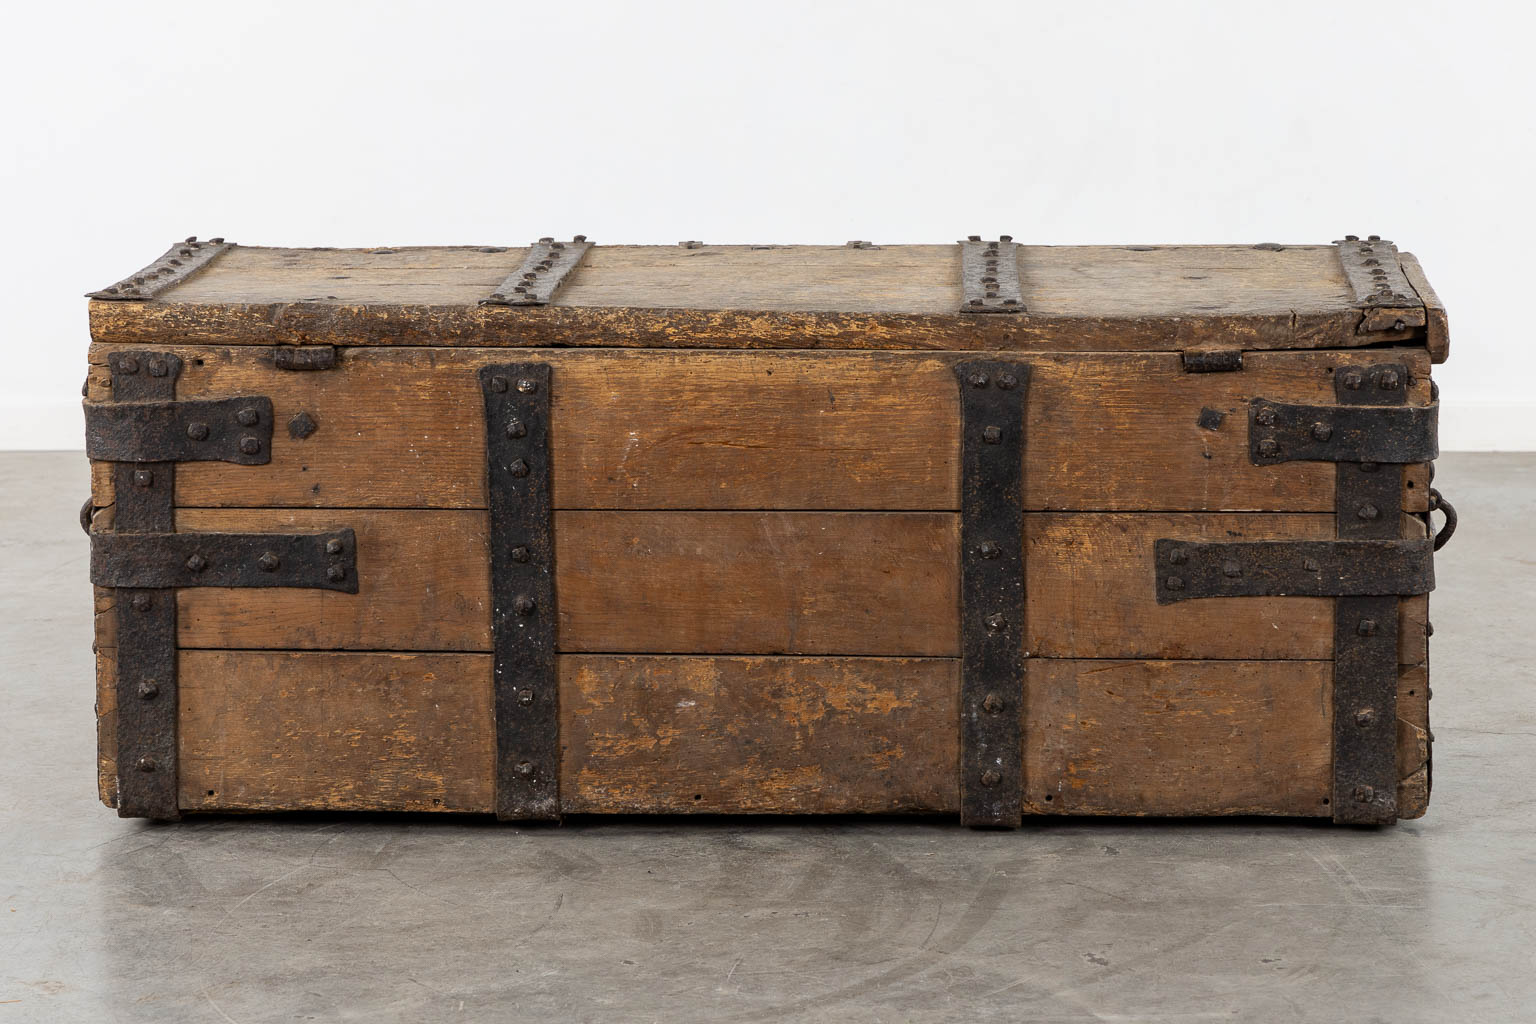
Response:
187,422,210,441
1311,422,1333,441
258,552,280,572
131,593,152,611
997,372,1018,389
514,594,536,616
982,694,1004,715
968,372,989,388
978,540,1000,559
1355,708,1376,727
1377,369,1401,390
186,554,207,573
136,756,156,773
1257,438,1279,458
518,689,535,706
1222,560,1242,578
1165,576,1184,591
509,458,530,478
138,680,159,700
148,358,169,377
326,566,346,583
1357,503,1380,521
982,426,1002,444
1357,618,1378,636
517,378,538,394
239,437,262,455
1255,407,1276,426
980,770,1001,787
506,419,527,439
511,546,530,563
490,375,509,393
120,356,140,374
325,538,344,555
1354,784,1375,804
133,469,154,488
236,407,260,427
984,612,1006,632
515,761,536,778
1341,370,1363,390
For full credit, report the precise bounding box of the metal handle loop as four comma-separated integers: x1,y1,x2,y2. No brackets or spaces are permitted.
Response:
1428,488,1457,552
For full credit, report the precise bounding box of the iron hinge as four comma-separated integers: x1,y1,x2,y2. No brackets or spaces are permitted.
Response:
85,397,275,465
482,237,592,307
91,530,357,592
1154,538,1434,604
87,237,233,301
959,237,1026,313
1335,236,1428,334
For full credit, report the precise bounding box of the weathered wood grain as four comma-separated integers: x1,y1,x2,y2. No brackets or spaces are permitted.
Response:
1022,659,1333,816
85,345,1433,513
556,511,960,656
561,655,959,814
178,651,493,812
1398,252,1450,364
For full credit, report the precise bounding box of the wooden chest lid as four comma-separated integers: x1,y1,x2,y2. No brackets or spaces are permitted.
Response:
86,236,1447,361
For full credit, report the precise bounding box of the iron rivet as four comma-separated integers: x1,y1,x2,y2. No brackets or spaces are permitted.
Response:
239,437,262,455
236,407,260,427
258,552,280,572
1377,369,1401,390
511,546,530,563
187,422,210,441
997,372,1018,390
186,236,198,243
1311,422,1333,441
506,419,527,439
186,554,207,573
326,565,346,582
539,236,554,244
148,358,169,377
518,689,535,706
1255,407,1276,427
984,612,1006,632
490,375,509,393
1165,576,1185,591
574,234,587,242
1222,560,1242,578
969,298,984,307
509,458,530,478
1355,708,1376,728
1393,320,1405,332
1368,234,1381,242
135,756,156,773
1344,234,1359,241
514,594,536,615
326,538,344,555
968,235,981,242
978,540,1000,559
1357,503,1379,521
210,237,225,244
1354,784,1375,804
980,770,1001,787
131,593,152,612
982,694,1004,715
119,356,140,374
1357,618,1378,636
1426,622,1434,637
138,680,159,700
1168,548,1188,565
133,469,154,488
1257,438,1279,458
517,378,538,394
968,372,989,389
1341,370,1363,390
516,761,536,778
1303,558,1320,572
982,426,1002,444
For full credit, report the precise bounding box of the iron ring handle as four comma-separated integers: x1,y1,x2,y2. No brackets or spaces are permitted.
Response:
80,496,95,535
1428,488,1456,552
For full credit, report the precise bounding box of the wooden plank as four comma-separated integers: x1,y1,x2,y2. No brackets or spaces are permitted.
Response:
556,511,960,656
1028,513,1335,659
1023,659,1333,817
86,345,1432,513
560,655,959,814
95,645,118,808
1397,252,1449,364
175,509,490,651
178,651,493,812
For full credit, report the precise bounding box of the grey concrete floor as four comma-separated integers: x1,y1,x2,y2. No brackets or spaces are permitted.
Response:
1,452,1532,1023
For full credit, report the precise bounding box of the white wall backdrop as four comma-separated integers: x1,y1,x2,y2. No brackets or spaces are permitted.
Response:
2,0,1529,449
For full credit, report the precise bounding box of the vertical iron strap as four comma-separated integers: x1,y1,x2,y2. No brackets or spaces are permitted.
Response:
108,351,183,820
481,364,560,821
955,360,1029,827
1332,362,1409,823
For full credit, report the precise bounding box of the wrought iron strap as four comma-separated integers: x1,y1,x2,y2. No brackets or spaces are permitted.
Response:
1249,400,1437,465
1154,539,1434,603
481,364,560,820
88,237,233,301
85,396,275,465
955,360,1029,827
482,237,592,306
959,237,1026,313
1334,236,1427,333
91,530,357,592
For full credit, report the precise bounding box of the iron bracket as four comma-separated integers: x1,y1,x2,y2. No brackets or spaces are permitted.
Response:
482,237,592,306
955,359,1029,827
481,364,560,820
91,530,357,592
959,237,1026,313
87,237,233,300
1154,539,1434,603
1335,236,1428,334
85,396,275,465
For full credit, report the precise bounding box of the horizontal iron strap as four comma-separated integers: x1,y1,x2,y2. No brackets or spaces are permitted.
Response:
85,398,274,464
1154,538,1434,604
1249,399,1437,464
91,530,358,592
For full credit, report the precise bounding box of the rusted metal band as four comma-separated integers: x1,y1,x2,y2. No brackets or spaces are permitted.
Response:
105,350,182,820
1154,538,1433,603
85,396,274,465
481,364,560,820
274,345,337,371
88,237,233,301
482,237,592,307
1335,236,1427,333
959,237,1026,313
955,360,1029,828
1250,394,1437,468
91,530,356,592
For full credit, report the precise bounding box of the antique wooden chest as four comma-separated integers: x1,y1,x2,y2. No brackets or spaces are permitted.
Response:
83,235,1451,826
